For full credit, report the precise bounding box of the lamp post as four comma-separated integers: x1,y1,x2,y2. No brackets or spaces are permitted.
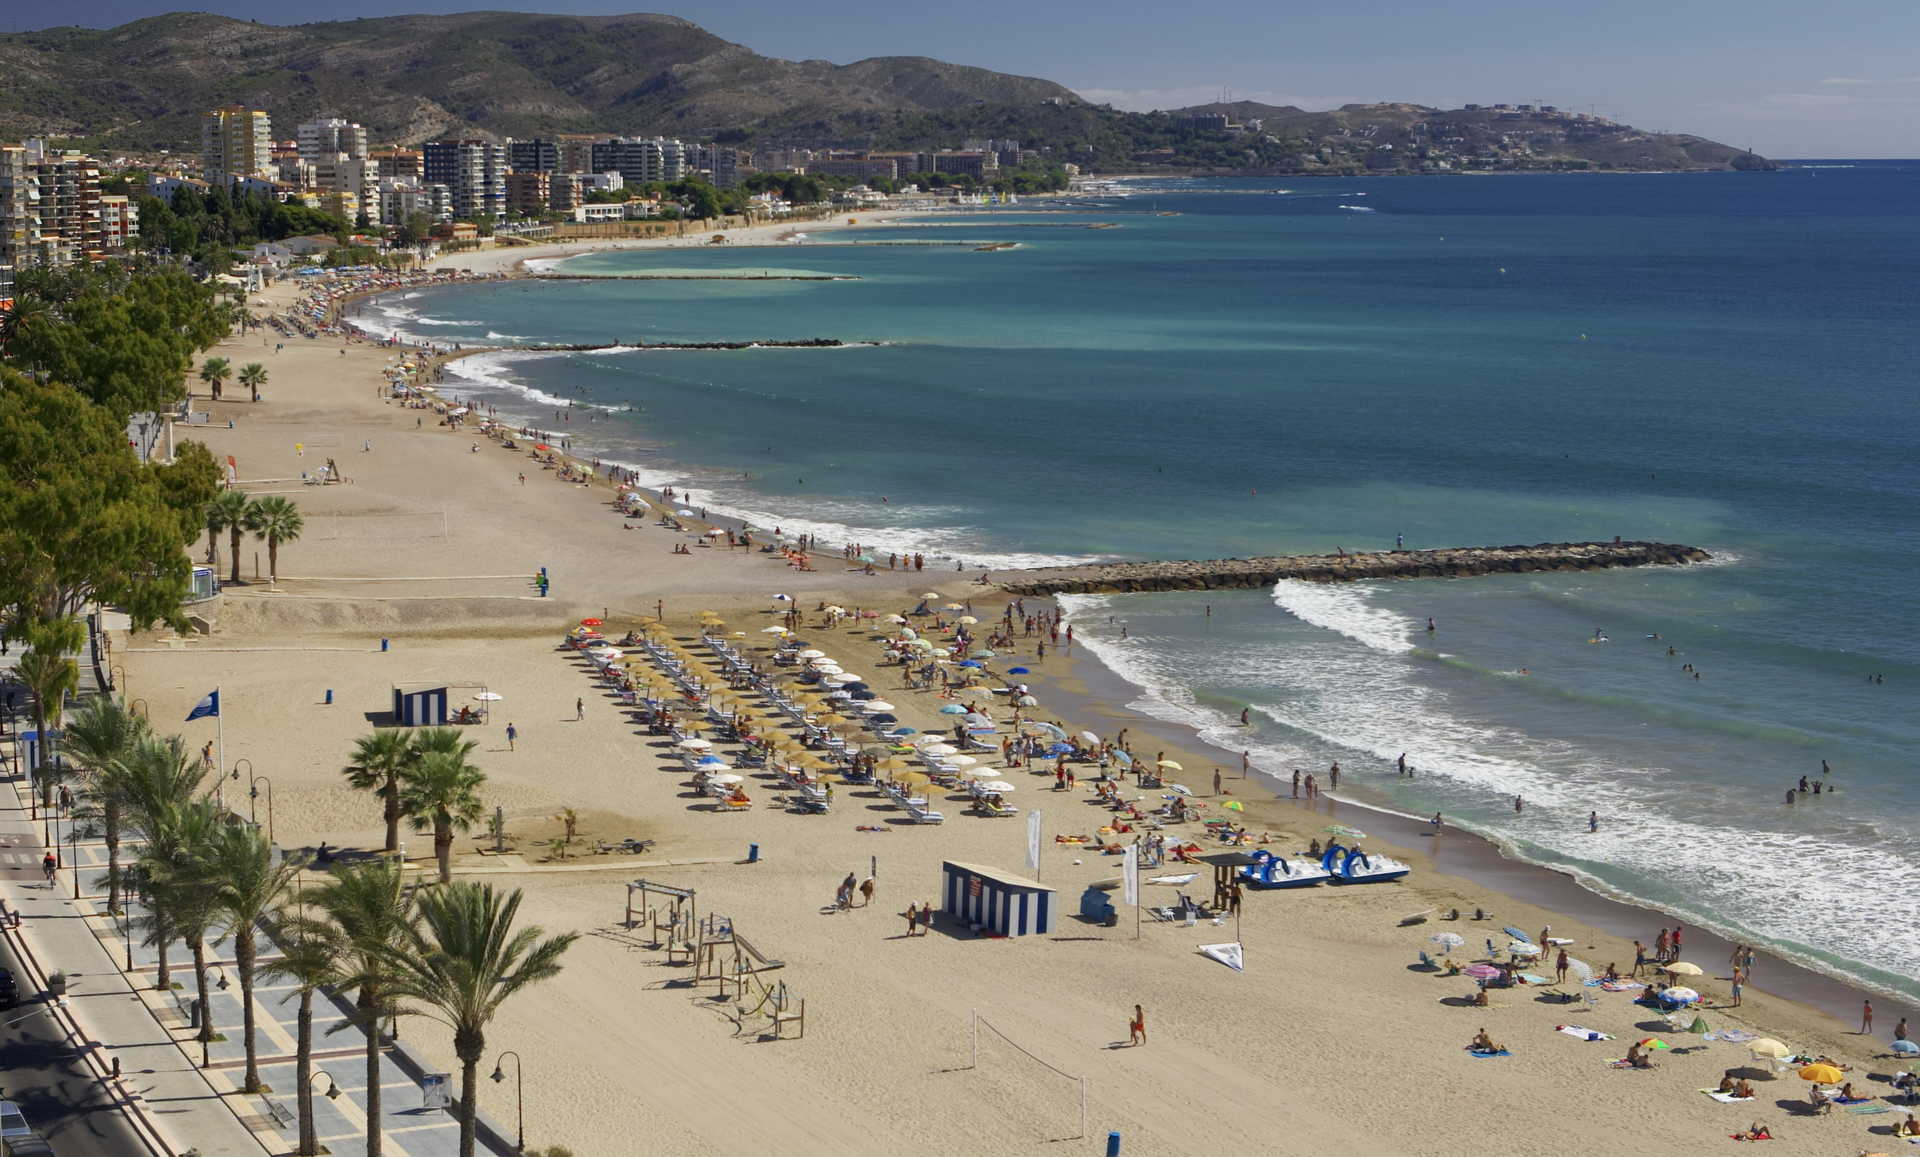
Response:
228,758,251,817
250,776,274,843
67,819,80,899
489,1050,524,1153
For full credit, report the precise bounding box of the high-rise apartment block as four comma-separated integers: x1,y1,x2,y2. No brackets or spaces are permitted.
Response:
1,141,134,296
31,147,104,265
202,105,273,179
421,140,507,220
0,145,37,298
297,118,369,162
504,171,551,214
589,137,686,186
508,139,559,173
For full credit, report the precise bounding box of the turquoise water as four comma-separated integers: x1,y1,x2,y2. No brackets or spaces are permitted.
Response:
355,165,1920,999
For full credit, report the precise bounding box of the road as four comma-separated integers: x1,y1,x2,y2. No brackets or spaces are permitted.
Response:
0,933,148,1157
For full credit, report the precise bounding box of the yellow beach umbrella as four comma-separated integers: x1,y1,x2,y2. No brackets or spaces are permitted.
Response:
1156,759,1184,771
1665,962,1704,977
677,718,711,733
1798,1063,1844,1084
1747,1039,1789,1058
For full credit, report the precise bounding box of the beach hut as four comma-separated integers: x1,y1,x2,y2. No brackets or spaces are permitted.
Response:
1195,851,1260,910
942,861,1055,937
391,682,449,727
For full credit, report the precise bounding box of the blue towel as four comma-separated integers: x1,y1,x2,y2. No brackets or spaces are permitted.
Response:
1467,1049,1512,1058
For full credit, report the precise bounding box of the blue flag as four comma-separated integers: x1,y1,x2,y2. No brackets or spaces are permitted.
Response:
185,690,220,722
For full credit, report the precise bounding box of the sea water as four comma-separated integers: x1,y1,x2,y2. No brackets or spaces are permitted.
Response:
355,164,1920,999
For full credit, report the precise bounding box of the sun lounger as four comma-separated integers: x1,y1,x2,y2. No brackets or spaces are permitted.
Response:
974,799,1017,818
904,803,944,824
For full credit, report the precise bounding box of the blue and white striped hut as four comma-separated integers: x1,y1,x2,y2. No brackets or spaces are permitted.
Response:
942,861,1055,937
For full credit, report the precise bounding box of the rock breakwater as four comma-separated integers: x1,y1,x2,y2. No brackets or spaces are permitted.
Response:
997,541,1711,596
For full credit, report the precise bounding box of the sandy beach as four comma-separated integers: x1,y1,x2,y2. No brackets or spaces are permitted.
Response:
117,275,1915,1157
430,208,918,276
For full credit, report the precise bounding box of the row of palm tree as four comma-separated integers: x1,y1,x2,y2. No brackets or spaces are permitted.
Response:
204,490,303,584
346,729,489,885
61,699,573,1157
200,357,270,403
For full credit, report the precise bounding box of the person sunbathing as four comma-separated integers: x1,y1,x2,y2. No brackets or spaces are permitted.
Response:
1838,1082,1860,1101
1625,1042,1656,1069
1470,1029,1502,1053
1470,987,1490,1007
1717,1073,1739,1094
1734,1079,1755,1099
1896,1113,1920,1137
1730,1122,1771,1140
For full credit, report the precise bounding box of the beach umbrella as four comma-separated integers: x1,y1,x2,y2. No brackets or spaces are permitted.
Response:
921,592,941,599
1661,987,1701,1005
1748,1039,1789,1059
922,743,958,756
944,603,967,611
1222,800,1245,812
979,781,1016,793
1015,695,1039,707
885,614,908,624
1665,962,1704,977
877,757,915,773
939,705,967,715
1008,667,1031,675
861,700,897,713
1157,759,1184,771
473,691,503,701
678,718,711,732
964,712,993,727
1798,1063,1845,1084
771,593,793,602
1076,731,1101,746
1046,742,1075,756
678,738,713,751
1636,1038,1671,1050
1891,1040,1920,1056
958,659,984,668
883,726,917,737
705,773,744,787
799,649,826,659
946,754,978,767
580,617,604,627
973,649,997,658
1565,959,1594,985
676,508,695,516
1430,932,1465,951
1464,964,1502,980
695,755,731,768
1685,1015,1711,1035
957,615,978,625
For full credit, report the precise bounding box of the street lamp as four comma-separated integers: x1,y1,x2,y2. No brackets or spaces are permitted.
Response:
489,1050,524,1153
308,1069,343,1099
67,820,80,899
250,776,274,843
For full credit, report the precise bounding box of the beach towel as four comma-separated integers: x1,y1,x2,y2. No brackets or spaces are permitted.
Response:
1701,1089,1755,1103
1832,1096,1873,1104
1518,973,1553,985
1846,1103,1891,1115
1706,1029,1759,1043
1600,980,1646,991
1466,1048,1512,1058
1556,1025,1613,1041
1546,936,1575,946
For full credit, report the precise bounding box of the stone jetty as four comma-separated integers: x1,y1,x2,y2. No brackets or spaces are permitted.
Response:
996,541,1711,596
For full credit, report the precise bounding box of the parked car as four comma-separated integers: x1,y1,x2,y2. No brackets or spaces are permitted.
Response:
0,1103,30,1142
2,1133,54,1156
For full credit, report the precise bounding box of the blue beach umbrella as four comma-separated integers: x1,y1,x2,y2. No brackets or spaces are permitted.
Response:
939,705,968,715
958,660,984,668
868,713,899,724
1892,1040,1920,1056
1047,742,1074,755
1007,667,1030,675
883,726,917,737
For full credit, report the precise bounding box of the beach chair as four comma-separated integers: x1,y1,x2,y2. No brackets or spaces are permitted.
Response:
904,803,945,824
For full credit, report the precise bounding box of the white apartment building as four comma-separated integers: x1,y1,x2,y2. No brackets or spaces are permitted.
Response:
297,118,369,162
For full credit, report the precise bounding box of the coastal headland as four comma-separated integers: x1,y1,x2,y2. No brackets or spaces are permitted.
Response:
999,541,1711,595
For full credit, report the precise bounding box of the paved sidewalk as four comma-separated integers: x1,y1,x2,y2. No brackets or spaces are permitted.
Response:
0,787,265,1157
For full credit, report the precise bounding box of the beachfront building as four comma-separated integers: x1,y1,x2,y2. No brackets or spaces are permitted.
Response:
688,143,748,188
0,145,38,297
202,105,273,180
380,178,452,225
548,172,588,213
421,140,507,221
508,138,559,173
554,134,600,174
98,194,136,251
917,150,999,178
297,118,369,163
372,148,423,182
313,156,382,223
808,155,900,182
589,137,686,186
28,146,104,266
504,170,551,214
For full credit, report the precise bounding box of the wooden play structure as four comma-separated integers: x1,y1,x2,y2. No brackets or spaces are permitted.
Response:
623,877,803,1039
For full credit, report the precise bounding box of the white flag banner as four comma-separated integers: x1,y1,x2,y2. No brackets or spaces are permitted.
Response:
1025,809,1042,872
1122,845,1139,907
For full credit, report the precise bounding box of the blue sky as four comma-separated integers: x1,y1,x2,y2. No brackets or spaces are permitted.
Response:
14,0,1918,157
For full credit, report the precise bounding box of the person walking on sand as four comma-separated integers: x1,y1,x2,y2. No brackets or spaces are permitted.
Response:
1862,999,1874,1034
1291,769,1300,798
575,697,584,721
505,722,518,751
904,903,918,937
1894,1016,1908,1042
837,872,856,911
1129,1005,1146,1047
1213,768,1223,796
1632,939,1648,977
859,876,875,909
1555,948,1569,983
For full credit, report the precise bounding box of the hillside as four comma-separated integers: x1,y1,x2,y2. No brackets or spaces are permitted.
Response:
1166,100,1774,173
0,11,1080,148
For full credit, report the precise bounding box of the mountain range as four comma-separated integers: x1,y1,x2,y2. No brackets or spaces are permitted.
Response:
0,12,1769,174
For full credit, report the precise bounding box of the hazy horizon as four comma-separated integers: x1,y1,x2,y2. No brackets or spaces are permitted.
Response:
6,2,1915,159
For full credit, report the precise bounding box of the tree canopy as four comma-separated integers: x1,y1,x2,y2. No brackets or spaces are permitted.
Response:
0,368,220,632
3,262,233,418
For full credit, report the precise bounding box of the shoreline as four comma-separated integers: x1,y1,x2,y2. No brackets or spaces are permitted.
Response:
340,228,1891,1016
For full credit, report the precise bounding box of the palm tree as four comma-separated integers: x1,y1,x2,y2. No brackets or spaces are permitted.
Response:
259,915,345,1156
60,697,150,912
313,860,414,1157
248,496,303,582
200,356,232,402
117,735,206,990
139,798,223,1048
399,745,487,886
239,362,268,403
201,824,307,1093
0,293,51,356
384,883,577,1157
17,618,83,801
207,489,253,586
345,731,415,854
